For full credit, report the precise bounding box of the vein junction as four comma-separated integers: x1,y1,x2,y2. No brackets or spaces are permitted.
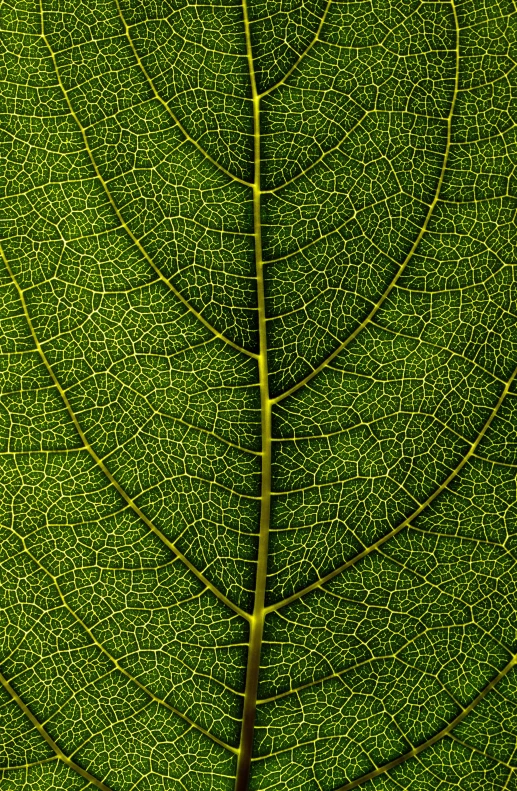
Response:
1,0,517,790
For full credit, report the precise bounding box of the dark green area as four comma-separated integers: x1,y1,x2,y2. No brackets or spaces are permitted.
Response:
1,0,517,789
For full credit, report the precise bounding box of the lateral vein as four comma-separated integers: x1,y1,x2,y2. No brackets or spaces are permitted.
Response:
7,523,240,752
270,3,461,406
39,2,258,361
266,358,517,615
0,670,115,791
113,0,253,188
0,240,250,623
258,0,333,99
334,653,517,791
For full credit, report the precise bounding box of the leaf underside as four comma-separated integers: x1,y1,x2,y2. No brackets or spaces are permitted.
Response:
1,0,517,790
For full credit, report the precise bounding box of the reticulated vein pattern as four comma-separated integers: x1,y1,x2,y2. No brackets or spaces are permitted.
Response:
1,1,517,790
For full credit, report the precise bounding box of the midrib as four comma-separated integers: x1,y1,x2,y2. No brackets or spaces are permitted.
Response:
235,3,271,789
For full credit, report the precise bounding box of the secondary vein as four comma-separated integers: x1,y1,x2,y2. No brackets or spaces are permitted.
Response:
8,522,239,752
270,1,462,406
39,1,258,362
334,652,517,791
266,357,517,615
0,240,249,623
113,0,253,188
0,670,114,791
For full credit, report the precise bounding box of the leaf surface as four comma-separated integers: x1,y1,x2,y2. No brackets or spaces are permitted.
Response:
1,1,517,790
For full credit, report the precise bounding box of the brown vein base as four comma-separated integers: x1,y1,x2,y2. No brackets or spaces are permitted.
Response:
236,612,266,790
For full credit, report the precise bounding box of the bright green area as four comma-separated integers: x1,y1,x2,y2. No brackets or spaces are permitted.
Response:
1,0,517,789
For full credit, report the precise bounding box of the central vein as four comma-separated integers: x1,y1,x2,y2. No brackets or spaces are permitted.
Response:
235,3,271,789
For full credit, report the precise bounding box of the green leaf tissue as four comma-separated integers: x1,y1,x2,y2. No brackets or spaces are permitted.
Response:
1,0,517,789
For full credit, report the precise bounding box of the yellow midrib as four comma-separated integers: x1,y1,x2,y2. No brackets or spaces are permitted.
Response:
234,2,469,788
234,3,272,789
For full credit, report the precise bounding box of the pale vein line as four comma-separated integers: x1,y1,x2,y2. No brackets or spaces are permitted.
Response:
256,655,392,705
0,241,250,623
39,3,258,362
263,191,402,267
367,319,506,385
114,0,253,188
258,0,332,99
0,670,114,791
270,410,473,446
134,473,261,502
257,610,513,706
266,359,517,615
333,653,517,791
472,454,517,468
409,524,515,551
107,373,262,456
270,5,461,405
0,757,58,772
448,729,513,768
8,2,510,787
377,548,516,659
7,523,240,751
260,110,369,195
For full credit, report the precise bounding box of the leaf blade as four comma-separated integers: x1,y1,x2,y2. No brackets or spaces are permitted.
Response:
2,0,517,789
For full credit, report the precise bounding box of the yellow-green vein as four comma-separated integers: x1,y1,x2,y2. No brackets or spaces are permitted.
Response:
0,240,250,623
258,0,333,99
0,670,114,791
270,0,461,406
7,522,240,752
334,652,517,791
235,1,272,788
266,356,517,615
39,1,258,362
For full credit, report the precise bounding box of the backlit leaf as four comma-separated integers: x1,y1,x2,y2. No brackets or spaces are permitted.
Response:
1,1,517,790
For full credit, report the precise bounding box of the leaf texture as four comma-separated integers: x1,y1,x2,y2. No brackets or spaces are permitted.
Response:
1,0,517,790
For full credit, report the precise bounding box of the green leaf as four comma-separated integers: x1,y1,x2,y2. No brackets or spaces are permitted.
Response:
1,0,517,790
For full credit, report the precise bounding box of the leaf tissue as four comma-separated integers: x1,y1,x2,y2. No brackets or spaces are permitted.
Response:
1,0,517,789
